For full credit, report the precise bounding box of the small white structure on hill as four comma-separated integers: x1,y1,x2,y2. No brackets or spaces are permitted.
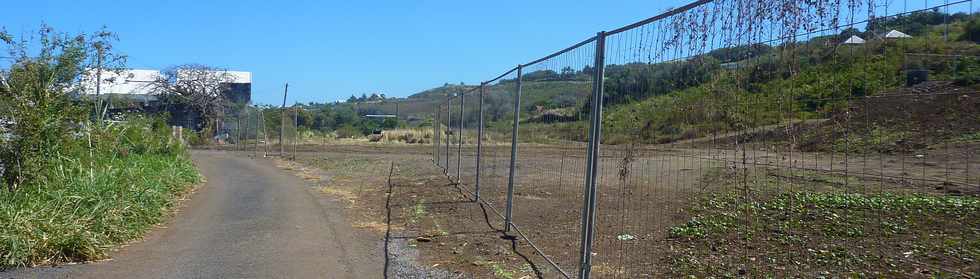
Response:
884,30,912,39
842,35,866,45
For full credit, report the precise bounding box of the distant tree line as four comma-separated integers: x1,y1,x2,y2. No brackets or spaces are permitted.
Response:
346,92,387,103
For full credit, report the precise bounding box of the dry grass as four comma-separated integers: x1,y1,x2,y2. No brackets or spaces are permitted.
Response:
374,129,432,144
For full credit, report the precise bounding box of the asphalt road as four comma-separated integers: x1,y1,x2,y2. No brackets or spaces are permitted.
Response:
2,150,383,279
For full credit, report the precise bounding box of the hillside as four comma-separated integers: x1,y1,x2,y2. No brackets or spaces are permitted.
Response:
600,14,979,146
278,11,979,144
407,84,477,99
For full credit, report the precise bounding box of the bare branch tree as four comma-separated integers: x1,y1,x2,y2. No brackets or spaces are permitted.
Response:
146,64,234,133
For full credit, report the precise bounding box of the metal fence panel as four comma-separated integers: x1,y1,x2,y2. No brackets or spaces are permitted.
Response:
586,0,980,277
508,40,598,278
478,69,521,228
355,0,980,277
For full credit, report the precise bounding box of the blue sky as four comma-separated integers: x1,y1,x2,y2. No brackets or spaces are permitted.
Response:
3,0,690,105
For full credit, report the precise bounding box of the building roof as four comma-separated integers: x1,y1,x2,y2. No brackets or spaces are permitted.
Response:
842,35,866,44
884,30,912,39
224,71,252,83
79,69,251,95
78,69,161,95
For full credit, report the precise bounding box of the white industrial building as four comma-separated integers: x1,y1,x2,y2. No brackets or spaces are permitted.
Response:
76,68,252,130
78,69,252,98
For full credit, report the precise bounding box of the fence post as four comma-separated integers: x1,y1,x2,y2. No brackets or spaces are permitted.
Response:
445,94,452,173
504,65,523,233
242,108,249,153
475,82,486,201
252,107,264,158
293,107,299,161
456,88,464,184
236,111,242,151
434,102,440,164
577,31,606,279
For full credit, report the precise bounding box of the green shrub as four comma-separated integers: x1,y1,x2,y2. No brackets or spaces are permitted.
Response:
0,30,89,192
962,17,980,43
0,147,198,268
335,124,363,139
0,26,199,269
0,118,199,268
954,57,980,86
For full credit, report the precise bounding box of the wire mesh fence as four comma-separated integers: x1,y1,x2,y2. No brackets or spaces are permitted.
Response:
509,40,597,277
476,69,520,240
202,0,979,277
456,87,480,198
279,107,298,159
420,0,979,278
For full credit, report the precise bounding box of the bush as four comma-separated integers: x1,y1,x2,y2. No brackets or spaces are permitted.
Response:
90,116,187,156
954,57,980,86
0,120,199,268
0,26,200,269
0,26,124,192
335,124,363,139
962,17,980,43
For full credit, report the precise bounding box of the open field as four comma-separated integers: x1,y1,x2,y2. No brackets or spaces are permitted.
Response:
205,3,980,277
284,145,548,278
270,139,979,278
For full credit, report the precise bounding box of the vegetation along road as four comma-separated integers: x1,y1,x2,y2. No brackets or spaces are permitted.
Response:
1,151,382,279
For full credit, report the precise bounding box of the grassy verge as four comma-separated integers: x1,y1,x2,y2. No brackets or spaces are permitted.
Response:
0,122,201,269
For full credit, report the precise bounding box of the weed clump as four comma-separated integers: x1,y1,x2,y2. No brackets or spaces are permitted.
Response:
0,118,200,268
666,191,980,277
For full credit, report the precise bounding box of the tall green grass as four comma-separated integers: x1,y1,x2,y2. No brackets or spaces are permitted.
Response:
0,118,200,268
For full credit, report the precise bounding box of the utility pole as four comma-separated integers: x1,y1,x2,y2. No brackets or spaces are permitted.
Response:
280,82,289,157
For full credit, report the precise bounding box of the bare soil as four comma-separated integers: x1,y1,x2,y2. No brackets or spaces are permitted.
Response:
276,135,978,278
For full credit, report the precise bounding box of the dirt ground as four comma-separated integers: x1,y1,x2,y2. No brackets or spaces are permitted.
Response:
271,140,978,278
274,144,559,278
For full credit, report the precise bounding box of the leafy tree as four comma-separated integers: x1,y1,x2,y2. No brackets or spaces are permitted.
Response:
602,57,721,106
0,26,122,192
707,43,772,62
522,70,559,81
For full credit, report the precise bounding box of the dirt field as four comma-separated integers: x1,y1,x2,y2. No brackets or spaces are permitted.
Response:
273,140,978,278
278,144,558,278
